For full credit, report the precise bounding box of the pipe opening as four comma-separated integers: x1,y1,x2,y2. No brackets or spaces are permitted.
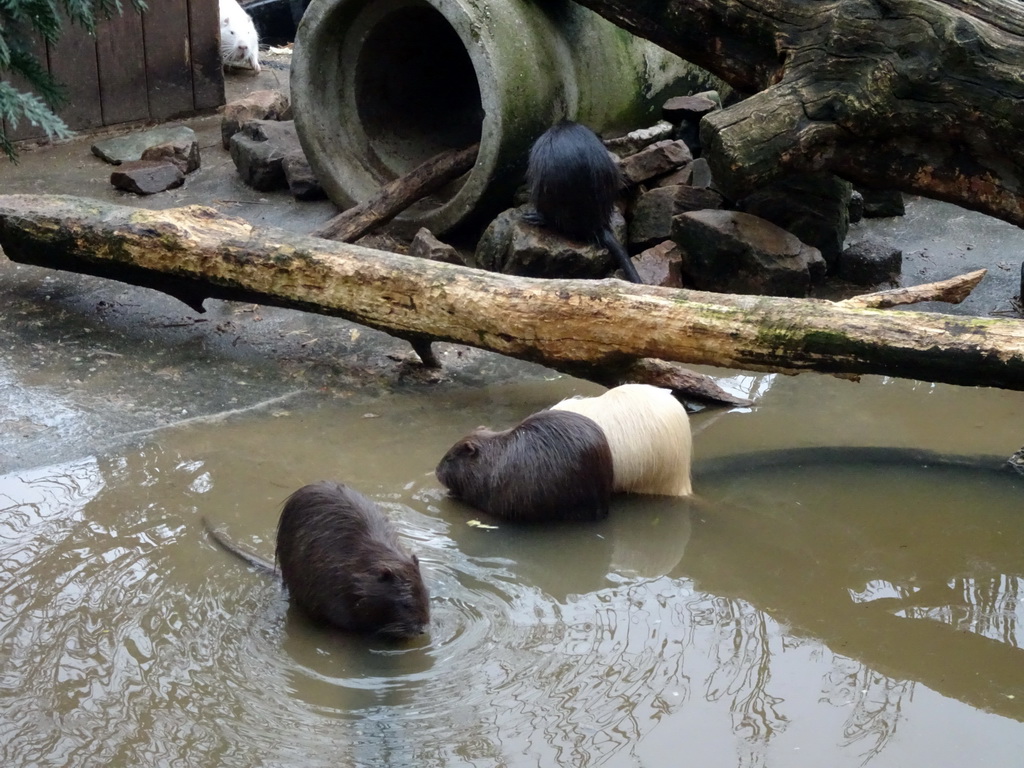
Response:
355,4,483,177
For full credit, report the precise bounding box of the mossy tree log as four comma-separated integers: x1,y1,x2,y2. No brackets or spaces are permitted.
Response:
1,194,1023,391
570,0,1024,227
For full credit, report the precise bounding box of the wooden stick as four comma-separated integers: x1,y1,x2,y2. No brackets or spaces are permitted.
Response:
312,143,479,242
839,269,988,309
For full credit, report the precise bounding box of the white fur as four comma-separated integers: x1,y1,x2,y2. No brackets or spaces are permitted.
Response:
220,0,261,73
551,384,692,496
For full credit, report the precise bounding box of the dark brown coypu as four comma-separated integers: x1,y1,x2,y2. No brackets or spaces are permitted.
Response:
526,120,643,284
435,409,615,523
206,481,430,639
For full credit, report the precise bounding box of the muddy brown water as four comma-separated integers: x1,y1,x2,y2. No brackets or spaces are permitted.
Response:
2,373,1023,767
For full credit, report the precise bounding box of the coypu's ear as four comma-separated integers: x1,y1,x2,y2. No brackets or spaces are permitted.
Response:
459,440,480,457
376,565,396,583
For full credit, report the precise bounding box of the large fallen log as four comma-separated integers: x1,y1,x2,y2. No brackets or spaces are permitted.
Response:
1,194,1022,391
570,0,1024,228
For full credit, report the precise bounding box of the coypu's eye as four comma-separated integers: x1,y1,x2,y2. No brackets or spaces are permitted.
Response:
377,567,396,583
460,441,479,457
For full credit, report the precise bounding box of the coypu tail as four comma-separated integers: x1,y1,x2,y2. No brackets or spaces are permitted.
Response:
599,227,642,284
203,517,278,574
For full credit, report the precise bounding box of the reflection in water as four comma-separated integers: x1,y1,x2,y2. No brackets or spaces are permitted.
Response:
704,600,789,744
1,410,1024,767
825,661,914,765
851,576,1023,648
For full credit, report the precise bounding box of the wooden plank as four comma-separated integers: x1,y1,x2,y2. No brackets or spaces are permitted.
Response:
5,31,50,142
141,0,195,119
47,20,103,130
95,8,150,125
188,0,226,110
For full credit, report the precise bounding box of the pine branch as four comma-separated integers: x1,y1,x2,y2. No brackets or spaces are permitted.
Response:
0,0,147,161
7,46,66,107
0,82,73,157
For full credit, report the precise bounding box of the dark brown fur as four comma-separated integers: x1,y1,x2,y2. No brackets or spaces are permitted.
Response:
196,481,427,639
206,484,429,638
435,409,614,523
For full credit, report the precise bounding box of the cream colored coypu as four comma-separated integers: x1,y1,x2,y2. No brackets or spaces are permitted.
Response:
219,0,261,73
551,384,692,496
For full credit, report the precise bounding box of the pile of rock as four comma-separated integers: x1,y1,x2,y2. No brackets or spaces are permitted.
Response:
93,125,200,195
222,89,326,201
91,83,905,297
477,90,905,296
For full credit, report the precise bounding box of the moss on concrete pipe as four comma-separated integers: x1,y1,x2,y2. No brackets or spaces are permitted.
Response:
291,0,716,235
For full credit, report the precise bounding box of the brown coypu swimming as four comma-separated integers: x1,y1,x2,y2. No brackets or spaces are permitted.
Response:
526,120,643,283
205,481,430,639
435,409,614,523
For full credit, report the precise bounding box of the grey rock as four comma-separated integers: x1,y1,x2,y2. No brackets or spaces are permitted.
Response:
620,140,693,186
410,228,466,266
604,122,676,158
229,120,303,192
673,209,826,297
662,94,718,124
739,173,852,266
282,151,326,200
141,139,200,175
651,164,693,188
92,125,197,165
230,134,287,191
629,184,724,251
848,190,865,224
837,240,903,286
858,188,906,218
691,90,723,109
476,206,622,279
239,119,300,145
690,157,713,189
110,160,185,195
632,240,684,287
221,89,292,149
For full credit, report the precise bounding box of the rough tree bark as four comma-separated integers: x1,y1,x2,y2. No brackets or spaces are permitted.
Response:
312,144,479,242
569,0,1024,227
1,195,1022,392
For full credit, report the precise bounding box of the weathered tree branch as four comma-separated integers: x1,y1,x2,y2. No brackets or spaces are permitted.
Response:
568,0,1024,227
0,195,1022,392
839,268,987,309
312,144,479,242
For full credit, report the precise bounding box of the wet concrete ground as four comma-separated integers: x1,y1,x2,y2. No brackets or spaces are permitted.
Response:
2,60,1023,474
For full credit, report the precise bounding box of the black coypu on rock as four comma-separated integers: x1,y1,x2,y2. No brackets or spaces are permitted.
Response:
527,120,644,283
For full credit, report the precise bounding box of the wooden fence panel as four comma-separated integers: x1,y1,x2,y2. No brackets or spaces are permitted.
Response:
96,9,150,125
190,0,227,110
5,0,224,148
47,21,103,131
142,0,199,120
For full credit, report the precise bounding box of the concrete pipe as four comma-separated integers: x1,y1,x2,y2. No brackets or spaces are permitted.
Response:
291,0,715,236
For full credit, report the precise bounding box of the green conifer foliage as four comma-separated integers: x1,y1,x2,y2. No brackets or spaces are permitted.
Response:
0,0,146,160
